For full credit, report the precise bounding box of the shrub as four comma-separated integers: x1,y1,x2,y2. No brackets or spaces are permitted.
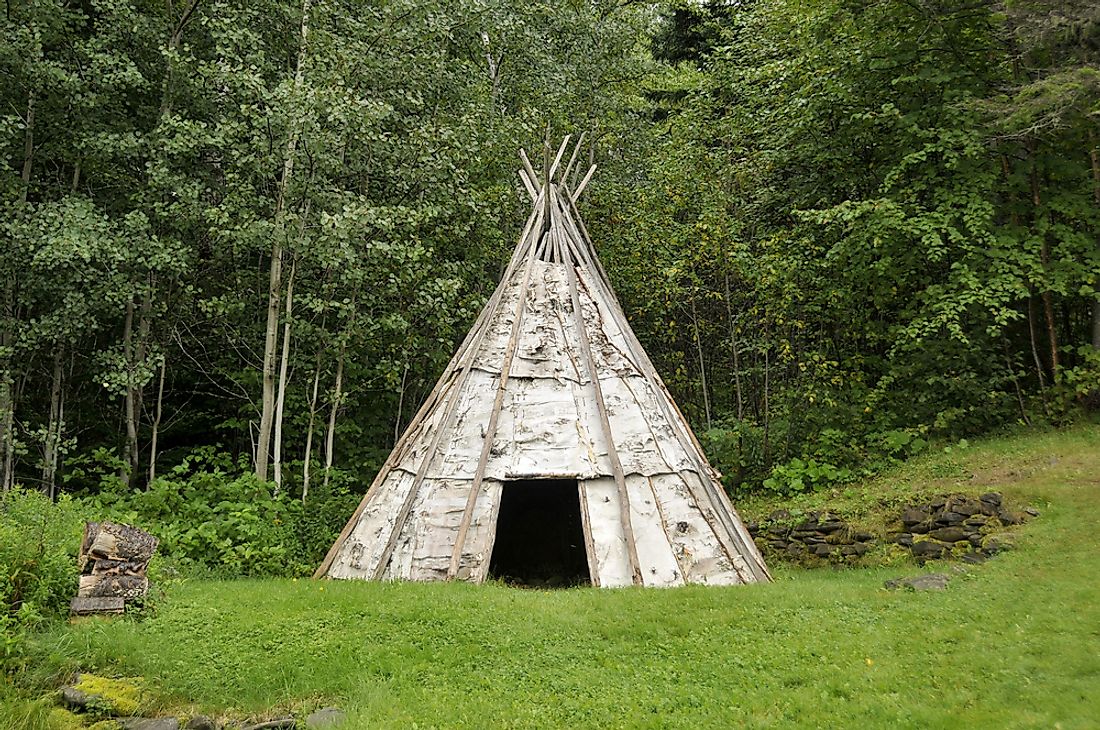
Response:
0,489,86,670
81,450,359,578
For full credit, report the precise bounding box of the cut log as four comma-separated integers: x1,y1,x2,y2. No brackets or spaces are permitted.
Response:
82,522,158,562
79,573,149,599
70,596,126,615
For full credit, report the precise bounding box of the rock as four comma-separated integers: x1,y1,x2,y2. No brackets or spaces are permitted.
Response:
928,526,968,543
979,492,1002,506
934,511,966,526
817,520,845,534
850,530,875,542
1023,506,1041,517
910,521,932,535
967,534,984,548
241,720,295,730
982,533,1017,554
884,573,950,591
768,524,790,537
910,540,948,559
59,686,91,710
813,544,835,557
930,496,947,509
746,521,760,535
768,540,789,550
120,720,180,730
305,707,347,728
185,717,218,730
900,508,929,527
998,510,1026,526
895,533,914,548
963,515,989,527
952,500,980,516
961,551,988,565
768,509,792,522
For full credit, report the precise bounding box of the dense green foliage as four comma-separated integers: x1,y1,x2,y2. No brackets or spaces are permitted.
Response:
0,490,84,670
11,427,1100,728
1,1,1098,505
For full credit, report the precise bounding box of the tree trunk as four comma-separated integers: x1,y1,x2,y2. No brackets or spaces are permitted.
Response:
256,0,312,481
1089,128,1100,349
19,88,35,204
272,256,296,495
42,349,64,498
122,299,138,484
394,363,409,445
1029,144,1060,376
148,355,166,484
689,295,712,430
723,272,744,422
322,338,346,491
301,347,323,503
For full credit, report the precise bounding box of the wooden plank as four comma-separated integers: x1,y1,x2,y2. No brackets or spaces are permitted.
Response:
561,132,586,187
564,220,642,586
571,165,597,203
518,168,537,201
577,479,600,587
314,190,547,579
519,148,539,194
447,233,543,579
646,475,689,584
374,210,547,581
555,210,768,583
548,135,571,181
70,596,125,615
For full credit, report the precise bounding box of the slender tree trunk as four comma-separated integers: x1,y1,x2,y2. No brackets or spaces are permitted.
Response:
42,349,63,497
301,347,323,504
1089,128,1100,350
148,355,167,484
689,296,712,430
762,337,771,463
322,339,346,491
394,363,409,445
723,272,744,422
0,326,13,494
272,257,296,495
1029,144,1060,375
1027,294,1049,414
20,88,35,204
256,0,312,481
122,299,138,484
1002,338,1030,426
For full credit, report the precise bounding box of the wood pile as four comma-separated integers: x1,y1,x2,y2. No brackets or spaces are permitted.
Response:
70,522,158,616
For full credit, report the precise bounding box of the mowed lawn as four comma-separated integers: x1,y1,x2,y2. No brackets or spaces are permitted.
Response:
36,427,1100,729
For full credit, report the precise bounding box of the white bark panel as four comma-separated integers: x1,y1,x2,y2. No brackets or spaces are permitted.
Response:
646,472,743,585
576,268,640,379
431,368,498,481
581,477,632,587
499,377,598,479
327,470,415,580
682,470,763,583
625,475,684,587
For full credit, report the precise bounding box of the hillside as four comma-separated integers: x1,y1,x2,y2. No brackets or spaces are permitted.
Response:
11,426,1099,729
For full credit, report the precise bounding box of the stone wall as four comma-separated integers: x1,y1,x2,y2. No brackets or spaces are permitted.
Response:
748,491,1034,566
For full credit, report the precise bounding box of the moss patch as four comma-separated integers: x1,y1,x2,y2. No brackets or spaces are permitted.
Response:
71,675,144,717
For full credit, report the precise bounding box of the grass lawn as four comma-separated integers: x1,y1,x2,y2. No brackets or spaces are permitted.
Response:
19,426,1100,729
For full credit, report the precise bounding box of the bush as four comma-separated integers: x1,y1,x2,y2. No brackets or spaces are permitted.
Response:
81,450,359,578
0,489,86,670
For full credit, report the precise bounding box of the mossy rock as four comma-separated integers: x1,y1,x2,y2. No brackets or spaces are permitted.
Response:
85,722,123,730
72,674,145,717
48,708,87,730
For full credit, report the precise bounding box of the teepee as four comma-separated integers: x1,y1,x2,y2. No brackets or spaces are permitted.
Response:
315,139,770,587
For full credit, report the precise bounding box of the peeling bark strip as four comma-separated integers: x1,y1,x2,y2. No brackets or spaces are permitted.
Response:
315,150,769,587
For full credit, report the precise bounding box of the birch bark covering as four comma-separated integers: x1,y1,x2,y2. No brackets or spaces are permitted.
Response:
316,160,769,587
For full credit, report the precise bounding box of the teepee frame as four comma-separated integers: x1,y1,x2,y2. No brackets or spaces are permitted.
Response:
315,137,770,587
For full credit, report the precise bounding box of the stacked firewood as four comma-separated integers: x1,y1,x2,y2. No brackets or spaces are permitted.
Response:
70,522,158,616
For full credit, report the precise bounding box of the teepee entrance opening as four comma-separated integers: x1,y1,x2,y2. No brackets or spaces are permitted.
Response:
488,479,591,588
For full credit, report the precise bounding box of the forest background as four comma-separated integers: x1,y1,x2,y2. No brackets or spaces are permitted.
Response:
1,0,1098,578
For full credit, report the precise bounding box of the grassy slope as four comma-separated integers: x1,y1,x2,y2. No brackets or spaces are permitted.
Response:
28,427,1100,729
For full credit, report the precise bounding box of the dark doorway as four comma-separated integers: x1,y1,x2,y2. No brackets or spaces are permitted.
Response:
488,479,591,588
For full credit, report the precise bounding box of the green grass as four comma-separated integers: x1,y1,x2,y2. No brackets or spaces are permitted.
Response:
20,426,1100,729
